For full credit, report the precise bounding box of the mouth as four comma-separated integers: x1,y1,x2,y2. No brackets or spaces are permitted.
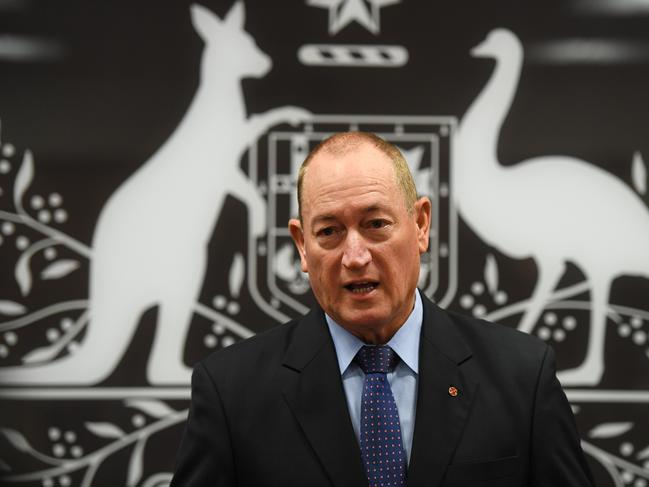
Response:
344,281,379,294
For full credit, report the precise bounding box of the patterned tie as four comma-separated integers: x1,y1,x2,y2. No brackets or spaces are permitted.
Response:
355,345,407,487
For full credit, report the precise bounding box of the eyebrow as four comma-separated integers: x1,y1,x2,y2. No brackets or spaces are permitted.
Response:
310,205,387,227
310,214,337,227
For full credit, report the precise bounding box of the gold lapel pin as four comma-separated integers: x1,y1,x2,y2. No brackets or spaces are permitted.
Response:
448,386,459,397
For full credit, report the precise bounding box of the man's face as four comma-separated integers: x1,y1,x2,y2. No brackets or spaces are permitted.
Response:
289,142,431,342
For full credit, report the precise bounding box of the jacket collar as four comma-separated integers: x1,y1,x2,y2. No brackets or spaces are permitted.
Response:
281,307,367,487
407,295,478,487
280,295,478,487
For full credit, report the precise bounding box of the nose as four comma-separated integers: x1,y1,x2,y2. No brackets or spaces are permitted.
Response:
341,231,372,269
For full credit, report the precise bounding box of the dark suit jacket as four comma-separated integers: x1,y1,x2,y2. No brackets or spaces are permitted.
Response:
171,295,594,486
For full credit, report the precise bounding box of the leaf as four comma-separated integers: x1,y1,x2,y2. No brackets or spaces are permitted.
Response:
125,398,175,419
15,251,33,296
484,254,499,295
0,428,33,453
632,150,647,195
0,300,26,316
588,422,633,439
127,438,146,487
13,149,34,209
636,444,649,460
229,253,245,299
22,345,60,365
40,259,80,281
85,422,126,439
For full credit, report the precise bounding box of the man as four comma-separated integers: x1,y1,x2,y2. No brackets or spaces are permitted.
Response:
171,132,594,486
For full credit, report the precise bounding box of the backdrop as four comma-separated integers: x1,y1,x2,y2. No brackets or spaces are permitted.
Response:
1,0,649,485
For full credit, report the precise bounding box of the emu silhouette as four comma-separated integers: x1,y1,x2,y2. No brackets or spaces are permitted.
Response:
0,2,310,385
455,28,649,386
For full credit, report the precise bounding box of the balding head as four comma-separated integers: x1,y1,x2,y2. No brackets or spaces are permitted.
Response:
297,132,418,221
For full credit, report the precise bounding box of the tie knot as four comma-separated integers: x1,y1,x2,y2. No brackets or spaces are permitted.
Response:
354,345,399,374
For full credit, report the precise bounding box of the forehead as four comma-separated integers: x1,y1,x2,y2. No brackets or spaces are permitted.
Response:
301,143,402,216
305,142,396,186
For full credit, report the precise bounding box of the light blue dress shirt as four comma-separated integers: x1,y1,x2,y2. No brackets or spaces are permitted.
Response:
325,289,422,464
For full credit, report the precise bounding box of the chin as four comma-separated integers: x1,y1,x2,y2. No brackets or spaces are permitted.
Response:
338,310,388,331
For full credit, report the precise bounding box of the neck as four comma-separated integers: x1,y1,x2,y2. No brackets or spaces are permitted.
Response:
459,48,522,162
344,293,417,345
353,325,401,345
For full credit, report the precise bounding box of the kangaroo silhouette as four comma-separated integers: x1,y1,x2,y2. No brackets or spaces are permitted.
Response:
0,2,310,385
455,28,649,386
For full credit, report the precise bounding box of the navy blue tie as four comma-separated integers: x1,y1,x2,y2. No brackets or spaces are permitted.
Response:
355,345,407,487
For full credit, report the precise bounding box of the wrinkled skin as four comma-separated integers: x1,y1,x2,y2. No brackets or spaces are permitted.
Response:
289,142,431,344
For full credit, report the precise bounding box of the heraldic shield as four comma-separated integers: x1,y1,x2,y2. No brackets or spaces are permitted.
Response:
244,115,458,321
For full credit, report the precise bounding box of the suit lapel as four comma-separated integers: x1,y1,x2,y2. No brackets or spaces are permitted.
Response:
407,297,479,487
281,308,366,487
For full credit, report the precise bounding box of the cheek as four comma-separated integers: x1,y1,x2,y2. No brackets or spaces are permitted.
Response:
304,249,332,279
317,258,345,292
380,240,420,280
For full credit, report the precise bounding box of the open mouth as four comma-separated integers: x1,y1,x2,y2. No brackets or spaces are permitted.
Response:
344,282,379,294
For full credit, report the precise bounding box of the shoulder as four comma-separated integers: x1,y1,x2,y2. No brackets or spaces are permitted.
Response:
421,294,549,374
196,305,328,381
200,315,301,374
190,307,330,413
450,307,546,358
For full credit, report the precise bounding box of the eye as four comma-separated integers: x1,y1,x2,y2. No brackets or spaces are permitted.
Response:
368,219,388,229
316,226,336,237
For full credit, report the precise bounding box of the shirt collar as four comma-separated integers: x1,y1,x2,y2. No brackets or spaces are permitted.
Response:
325,289,423,375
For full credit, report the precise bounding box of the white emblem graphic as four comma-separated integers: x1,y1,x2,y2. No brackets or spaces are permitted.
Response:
308,0,400,35
0,1,310,386
300,0,408,67
456,28,649,386
1,8,648,487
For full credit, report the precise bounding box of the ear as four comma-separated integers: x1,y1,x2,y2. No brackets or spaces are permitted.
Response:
288,218,309,273
190,3,222,40
414,197,432,254
225,1,245,29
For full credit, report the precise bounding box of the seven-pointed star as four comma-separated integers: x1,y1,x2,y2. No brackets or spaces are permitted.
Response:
308,0,400,35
